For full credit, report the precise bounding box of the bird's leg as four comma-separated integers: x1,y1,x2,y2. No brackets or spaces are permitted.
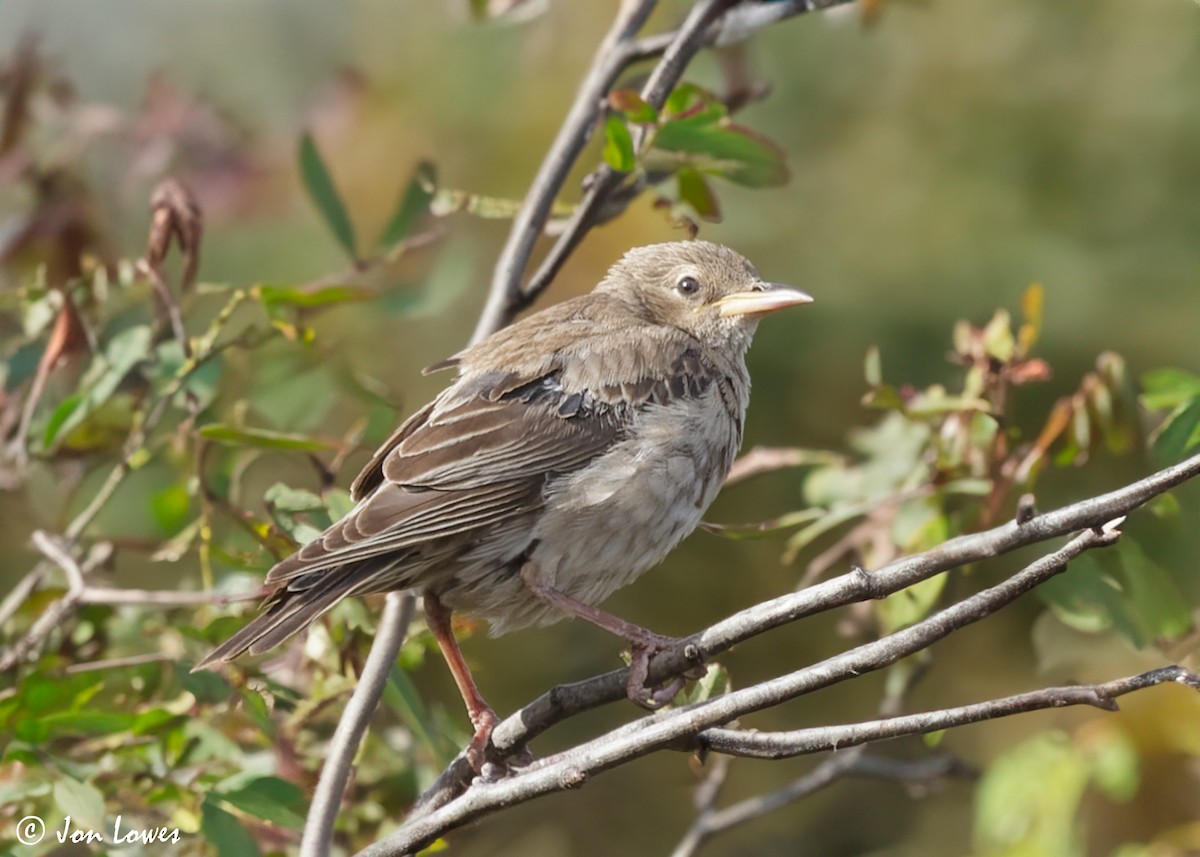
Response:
519,563,703,709
423,593,500,774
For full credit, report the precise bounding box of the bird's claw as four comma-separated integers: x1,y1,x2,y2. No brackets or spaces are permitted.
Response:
625,634,705,710
464,707,534,780
465,707,499,775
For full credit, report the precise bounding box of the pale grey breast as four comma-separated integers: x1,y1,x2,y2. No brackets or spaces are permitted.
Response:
443,350,750,635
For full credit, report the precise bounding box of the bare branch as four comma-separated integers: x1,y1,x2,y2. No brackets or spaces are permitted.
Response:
699,665,1200,759
474,0,660,340
723,446,842,486
454,455,1198,770
0,534,258,672
0,532,91,671
63,653,176,674
629,0,855,63
76,587,258,607
301,592,416,857
671,750,973,857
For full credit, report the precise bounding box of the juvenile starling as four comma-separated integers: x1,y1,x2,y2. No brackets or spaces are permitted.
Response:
197,240,811,766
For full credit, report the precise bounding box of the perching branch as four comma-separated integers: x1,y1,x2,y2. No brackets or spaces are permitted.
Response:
358,462,1200,857
407,451,1200,812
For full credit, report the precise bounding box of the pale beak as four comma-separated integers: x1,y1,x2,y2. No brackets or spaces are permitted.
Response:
717,283,814,318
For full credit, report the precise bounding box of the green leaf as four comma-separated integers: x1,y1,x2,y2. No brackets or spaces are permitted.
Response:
198,423,332,452
1141,367,1200,410
323,488,355,522
876,572,948,633
981,309,1015,362
256,282,375,310
974,732,1088,857
18,710,135,742
298,131,357,260
42,324,153,449
54,778,107,832
378,161,437,249
653,118,788,187
662,83,725,121
151,481,193,534
602,114,636,172
1151,398,1200,464
782,504,866,563
214,776,307,831
1086,728,1140,803
176,662,234,705
385,665,456,764
676,167,720,221
201,797,261,857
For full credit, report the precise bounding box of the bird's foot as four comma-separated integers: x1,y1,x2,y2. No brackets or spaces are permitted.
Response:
625,632,706,710
465,707,499,775
465,708,534,781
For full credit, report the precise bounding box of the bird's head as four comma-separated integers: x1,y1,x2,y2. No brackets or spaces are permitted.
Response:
597,241,812,352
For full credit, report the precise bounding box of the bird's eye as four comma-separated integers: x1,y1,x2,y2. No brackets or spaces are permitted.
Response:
676,276,701,296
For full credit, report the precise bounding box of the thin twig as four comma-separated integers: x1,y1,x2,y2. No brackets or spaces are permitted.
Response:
76,587,260,607
0,533,256,672
670,648,933,857
723,446,842,486
670,747,865,857
474,0,660,341
300,592,416,857
629,0,853,63
670,750,974,857
697,665,1200,758
0,531,90,671
63,652,176,674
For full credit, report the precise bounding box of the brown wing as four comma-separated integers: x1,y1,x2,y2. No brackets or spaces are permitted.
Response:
264,368,628,586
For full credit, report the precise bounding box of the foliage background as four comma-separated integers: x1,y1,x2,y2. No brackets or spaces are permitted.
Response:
1,1,1198,855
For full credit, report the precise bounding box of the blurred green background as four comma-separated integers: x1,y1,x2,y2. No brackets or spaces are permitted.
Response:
2,0,1199,855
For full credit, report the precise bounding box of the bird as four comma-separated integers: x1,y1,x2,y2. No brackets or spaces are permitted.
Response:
196,240,812,769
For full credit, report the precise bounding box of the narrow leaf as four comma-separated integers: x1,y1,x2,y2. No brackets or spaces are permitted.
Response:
256,283,375,309
378,161,437,250
198,423,332,452
214,776,307,831
298,131,357,260
201,798,261,857
1152,398,1200,464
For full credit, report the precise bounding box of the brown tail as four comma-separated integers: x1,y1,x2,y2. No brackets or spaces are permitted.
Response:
192,566,376,672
